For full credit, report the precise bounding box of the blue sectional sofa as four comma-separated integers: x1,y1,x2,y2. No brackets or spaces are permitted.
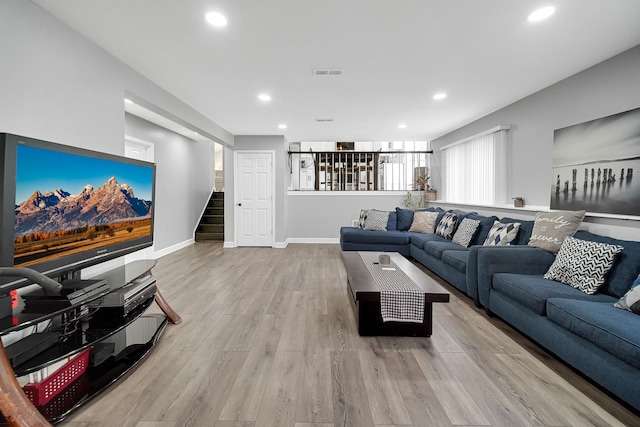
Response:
475,231,640,411
340,206,640,411
340,207,535,298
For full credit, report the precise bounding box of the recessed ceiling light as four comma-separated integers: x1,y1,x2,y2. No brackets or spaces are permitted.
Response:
258,94,271,102
278,124,287,129
205,12,227,27
398,123,408,129
433,92,447,100
527,6,555,22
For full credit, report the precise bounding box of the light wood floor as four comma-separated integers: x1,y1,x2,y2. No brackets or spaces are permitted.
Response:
65,243,640,426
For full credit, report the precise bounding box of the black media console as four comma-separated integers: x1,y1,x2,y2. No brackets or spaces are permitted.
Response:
0,260,170,425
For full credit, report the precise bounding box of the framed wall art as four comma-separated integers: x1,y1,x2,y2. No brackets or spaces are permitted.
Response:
551,106,640,216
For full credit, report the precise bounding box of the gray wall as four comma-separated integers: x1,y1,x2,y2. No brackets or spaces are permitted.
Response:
431,45,640,209
0,1,227,258
286,193,407,240
282,45,640,242
428,44,640,241
224,135,288,246
125,114,214,251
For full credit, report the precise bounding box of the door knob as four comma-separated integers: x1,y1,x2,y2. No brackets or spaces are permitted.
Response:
237,203,242,206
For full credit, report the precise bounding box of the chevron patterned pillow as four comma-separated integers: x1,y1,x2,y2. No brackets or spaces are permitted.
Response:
544,236,624,294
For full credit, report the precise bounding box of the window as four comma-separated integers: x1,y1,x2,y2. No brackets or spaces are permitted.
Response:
441,125,510,205
288,141,430,191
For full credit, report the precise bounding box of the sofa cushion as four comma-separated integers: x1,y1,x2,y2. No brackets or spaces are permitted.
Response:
499,217,535,245
615,274,640,314
467,213,499,246
492,273,616,315
363,209,390,231
528,210,585,254
435,211,458,239
386,212,398,231
447,209,474,228
409,211,439,233
573,230,640,298
395,206,443,231
360,209,396,230
483,220,521,246
442,250,469,273
424,240,467,260
452,218,480,247
339,227,410,246
409,233,445,249
547,298,640,370
544,236,623,295
395,207,415,231
358,209,368,228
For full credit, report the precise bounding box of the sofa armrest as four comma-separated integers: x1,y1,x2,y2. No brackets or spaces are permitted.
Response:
475,246,556,309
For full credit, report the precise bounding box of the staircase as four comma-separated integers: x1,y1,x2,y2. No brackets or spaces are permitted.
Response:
196,192,224,241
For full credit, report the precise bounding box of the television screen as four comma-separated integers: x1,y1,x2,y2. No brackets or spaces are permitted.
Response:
1,133,155,289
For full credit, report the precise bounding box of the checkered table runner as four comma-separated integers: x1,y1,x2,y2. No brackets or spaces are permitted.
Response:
359,252,425,323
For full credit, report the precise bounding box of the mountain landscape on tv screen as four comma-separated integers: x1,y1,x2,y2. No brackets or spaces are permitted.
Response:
15,176,152,237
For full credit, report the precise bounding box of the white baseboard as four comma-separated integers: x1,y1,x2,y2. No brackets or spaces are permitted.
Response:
223,241,287,248
285,238,340,244
223,239,338,248
155,238,195,258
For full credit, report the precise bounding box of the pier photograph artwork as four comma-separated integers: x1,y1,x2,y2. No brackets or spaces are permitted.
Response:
551,107,640,217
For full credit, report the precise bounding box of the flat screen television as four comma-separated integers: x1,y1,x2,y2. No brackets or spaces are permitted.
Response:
0,133,155,291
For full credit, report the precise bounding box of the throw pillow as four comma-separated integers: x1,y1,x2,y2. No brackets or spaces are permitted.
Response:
408,211,439,234
483,221,521,246
386,212,398,231
528,210,585,254
615,274,640,314
363,209,390,231
435,211,458,239
452,218,481,247
395,207,415,231
544,236,624,295
358,209,368,229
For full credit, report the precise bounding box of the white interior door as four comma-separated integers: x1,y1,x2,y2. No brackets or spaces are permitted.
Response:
236,151,273,247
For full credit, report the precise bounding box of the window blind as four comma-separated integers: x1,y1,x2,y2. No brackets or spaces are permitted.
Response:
441,126,510,204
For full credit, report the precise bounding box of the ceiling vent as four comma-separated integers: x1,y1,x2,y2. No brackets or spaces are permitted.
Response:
312,69,343,76
315,119,334,122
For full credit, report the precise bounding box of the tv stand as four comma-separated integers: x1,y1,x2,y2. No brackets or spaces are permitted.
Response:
0,260,180,426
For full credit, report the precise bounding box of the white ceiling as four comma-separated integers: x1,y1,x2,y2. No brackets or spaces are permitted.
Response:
30,0,640,142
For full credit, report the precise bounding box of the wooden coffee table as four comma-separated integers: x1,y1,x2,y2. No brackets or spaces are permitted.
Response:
342,251,450,336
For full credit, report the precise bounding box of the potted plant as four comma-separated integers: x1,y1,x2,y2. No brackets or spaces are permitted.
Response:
403,175,436,208
416,175,437,201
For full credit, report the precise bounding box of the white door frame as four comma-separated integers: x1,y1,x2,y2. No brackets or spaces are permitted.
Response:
123,136,156,263
124,135,155,161
234,150,276,247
